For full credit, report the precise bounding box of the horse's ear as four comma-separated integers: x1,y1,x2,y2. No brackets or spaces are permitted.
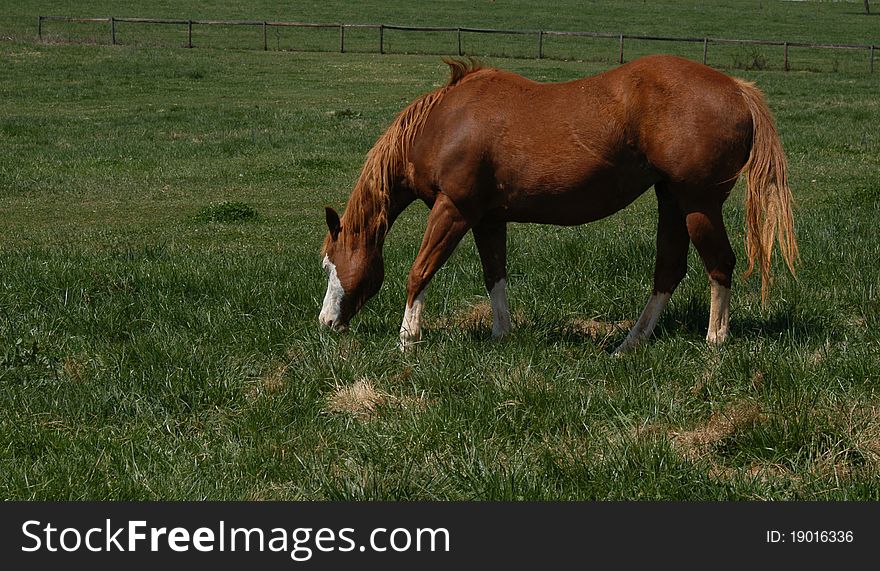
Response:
325,206,342,240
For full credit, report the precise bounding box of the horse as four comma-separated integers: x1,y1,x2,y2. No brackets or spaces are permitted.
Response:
319,55,798,353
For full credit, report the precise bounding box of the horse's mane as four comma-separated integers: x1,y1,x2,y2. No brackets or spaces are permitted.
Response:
323,58,484,253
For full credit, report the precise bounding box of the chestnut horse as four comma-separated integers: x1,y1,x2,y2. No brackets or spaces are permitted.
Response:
319,55,797,352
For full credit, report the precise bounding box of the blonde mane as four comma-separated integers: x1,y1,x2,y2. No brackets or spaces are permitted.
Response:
323,59,483,253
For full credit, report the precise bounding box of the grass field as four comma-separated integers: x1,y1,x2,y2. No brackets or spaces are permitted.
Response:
4,0,879,43
7,0,879,73
1,1,879,500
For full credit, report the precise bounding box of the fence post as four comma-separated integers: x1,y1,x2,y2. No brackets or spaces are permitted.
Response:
457,28,462,56
187,20,193,48
702,37,708,65
37,16,42,41
339,24,345,53
783,41,789,71
871,45,875,73
537,30,543,59
379,25,384,54
618,34,624,64
262,22,267,51
111,17,116,45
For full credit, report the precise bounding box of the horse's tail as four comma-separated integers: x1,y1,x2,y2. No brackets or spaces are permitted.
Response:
735,78,798,304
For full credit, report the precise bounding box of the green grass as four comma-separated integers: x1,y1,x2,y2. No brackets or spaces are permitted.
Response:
1,2,879,500
3,1,879,72
4,0,878,43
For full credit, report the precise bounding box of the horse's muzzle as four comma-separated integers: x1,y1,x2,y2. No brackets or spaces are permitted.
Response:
318,315,349,332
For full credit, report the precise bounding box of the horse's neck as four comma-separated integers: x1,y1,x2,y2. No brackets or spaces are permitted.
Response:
387,187,416,224
345,185,415,249
377,187,416,246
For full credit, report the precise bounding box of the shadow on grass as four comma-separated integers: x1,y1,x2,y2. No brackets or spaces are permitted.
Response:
516,320,629,353
529,296,833,353
342,293,834,352
729,311,832,341
661,295,833,344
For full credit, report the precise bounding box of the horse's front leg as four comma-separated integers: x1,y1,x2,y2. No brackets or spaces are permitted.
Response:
399,193,471,349
473,221,511,338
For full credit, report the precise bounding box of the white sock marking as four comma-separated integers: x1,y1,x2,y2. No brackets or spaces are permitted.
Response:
489,278,511,338
319,255,345,329
399,291,426,349
613,292,671,354
707,279,731,344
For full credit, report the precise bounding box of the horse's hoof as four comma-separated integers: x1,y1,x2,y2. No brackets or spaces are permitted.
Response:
612,340,636,355
398,335,420,352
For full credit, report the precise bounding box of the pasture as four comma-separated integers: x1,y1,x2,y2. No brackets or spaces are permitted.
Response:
1,1,879,500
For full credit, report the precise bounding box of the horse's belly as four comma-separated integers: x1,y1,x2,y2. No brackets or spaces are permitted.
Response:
500,188,643,225
494,167,656,226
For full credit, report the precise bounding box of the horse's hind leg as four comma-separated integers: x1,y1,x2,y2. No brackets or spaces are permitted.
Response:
473,221,511,338
399,193,471,349
615,185,689,354
684,202,735,345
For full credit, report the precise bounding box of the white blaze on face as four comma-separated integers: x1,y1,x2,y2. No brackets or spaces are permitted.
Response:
319,255,345,329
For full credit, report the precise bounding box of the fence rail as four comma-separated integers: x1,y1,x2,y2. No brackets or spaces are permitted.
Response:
37,15,877,72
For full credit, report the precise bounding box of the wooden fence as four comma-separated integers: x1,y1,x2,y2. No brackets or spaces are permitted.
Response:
37,16,876,72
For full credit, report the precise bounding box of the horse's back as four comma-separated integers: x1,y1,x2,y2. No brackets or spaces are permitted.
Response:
410,65,635,222
408,55,754,224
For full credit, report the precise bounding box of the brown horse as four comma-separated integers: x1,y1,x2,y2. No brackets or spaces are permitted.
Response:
319,55,797,352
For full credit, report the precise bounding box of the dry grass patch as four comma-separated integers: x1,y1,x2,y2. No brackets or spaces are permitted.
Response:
706,461,794,485
431,304,632,347
566,317,634,343
326,379,387,420
670,399,766,461
249,362,288,398
668,399,795,490
431,299,526,331
832,403,880,464
245,347,302,401
61,356,90,383
429,300,492,331
325,377,433,421
456,301,493,329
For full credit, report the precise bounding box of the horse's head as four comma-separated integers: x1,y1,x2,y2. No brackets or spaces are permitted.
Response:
319,206,385,331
